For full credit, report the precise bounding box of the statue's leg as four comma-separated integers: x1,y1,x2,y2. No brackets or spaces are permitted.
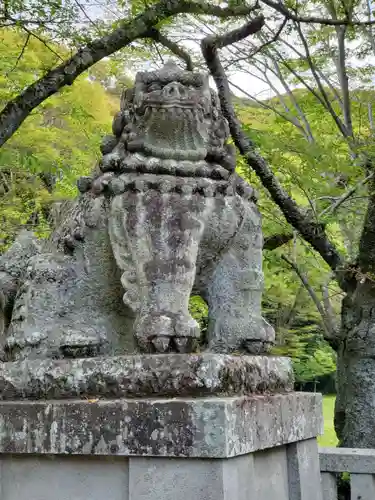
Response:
204,200,275,354
109,184,211,353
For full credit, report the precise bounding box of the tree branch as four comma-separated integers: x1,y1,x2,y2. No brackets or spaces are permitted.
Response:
320,172,374,217
214,15,265,48
263,232,294,250
21,27,64,61
294,21,349,139
282,255,339,348
225,17,287,64
321,277,339,339
7,33,31,75
201,20,344,278
229,78,308,134
146,27,194,70
0,0,256,148
73,0,102,34
260,0,375,26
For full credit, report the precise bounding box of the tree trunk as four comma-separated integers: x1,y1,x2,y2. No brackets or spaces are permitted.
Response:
335,284,375,447
335,176,375,447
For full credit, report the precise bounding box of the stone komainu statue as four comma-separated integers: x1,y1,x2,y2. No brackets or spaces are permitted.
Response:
0,62,274,360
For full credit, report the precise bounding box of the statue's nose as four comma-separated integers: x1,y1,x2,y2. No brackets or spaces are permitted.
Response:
162,82,186,99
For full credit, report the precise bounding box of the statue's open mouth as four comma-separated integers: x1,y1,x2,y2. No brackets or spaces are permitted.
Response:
142,105,205,125
146,99,195,108
141,98,208,116
131,104,208,161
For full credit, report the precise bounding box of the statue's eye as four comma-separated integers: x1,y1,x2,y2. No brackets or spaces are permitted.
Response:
148,83,160,92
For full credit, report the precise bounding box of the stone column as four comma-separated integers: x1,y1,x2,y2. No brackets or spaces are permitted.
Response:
0,354,323,500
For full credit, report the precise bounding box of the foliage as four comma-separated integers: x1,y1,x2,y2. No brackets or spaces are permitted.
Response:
189,296,208,344
234,95,351,384
0,28,118,249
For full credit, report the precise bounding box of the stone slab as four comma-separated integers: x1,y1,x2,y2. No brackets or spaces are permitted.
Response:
0,443,324,500
0,392,322,458
0,456,129,500
0,353,293,400
320,447,375,473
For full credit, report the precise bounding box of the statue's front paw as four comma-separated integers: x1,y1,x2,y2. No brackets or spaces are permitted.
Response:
242,318,275,354
173,315,200,353
134,313,200,353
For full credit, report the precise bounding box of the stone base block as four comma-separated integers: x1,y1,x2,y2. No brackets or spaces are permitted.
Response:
0,392,323,500
0,393,322,457
0,439,323,500
0,353,293,400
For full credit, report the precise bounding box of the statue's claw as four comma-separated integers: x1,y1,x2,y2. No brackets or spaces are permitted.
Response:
135,312,200,354
173,337,197,353
152,336,171,353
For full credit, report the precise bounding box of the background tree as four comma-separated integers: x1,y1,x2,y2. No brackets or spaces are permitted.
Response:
197,2,375,448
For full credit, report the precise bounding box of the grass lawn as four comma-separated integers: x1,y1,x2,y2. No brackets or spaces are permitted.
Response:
318,395,338,447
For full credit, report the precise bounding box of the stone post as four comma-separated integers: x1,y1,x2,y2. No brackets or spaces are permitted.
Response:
0,354,323,500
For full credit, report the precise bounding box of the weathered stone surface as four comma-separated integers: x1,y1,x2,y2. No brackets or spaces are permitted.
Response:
287,439,323,500
0,392,322,458
0,231,40,341
0,354,293,400
320,447,375,474
0,443,324,500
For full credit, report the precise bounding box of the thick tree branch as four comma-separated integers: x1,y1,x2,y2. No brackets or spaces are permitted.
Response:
201,21,344,278
146,28,194,70
263,232,294,250
0,0,256,148
214,16,265,48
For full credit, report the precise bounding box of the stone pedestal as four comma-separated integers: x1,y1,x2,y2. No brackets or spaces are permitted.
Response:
0,354,323,500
